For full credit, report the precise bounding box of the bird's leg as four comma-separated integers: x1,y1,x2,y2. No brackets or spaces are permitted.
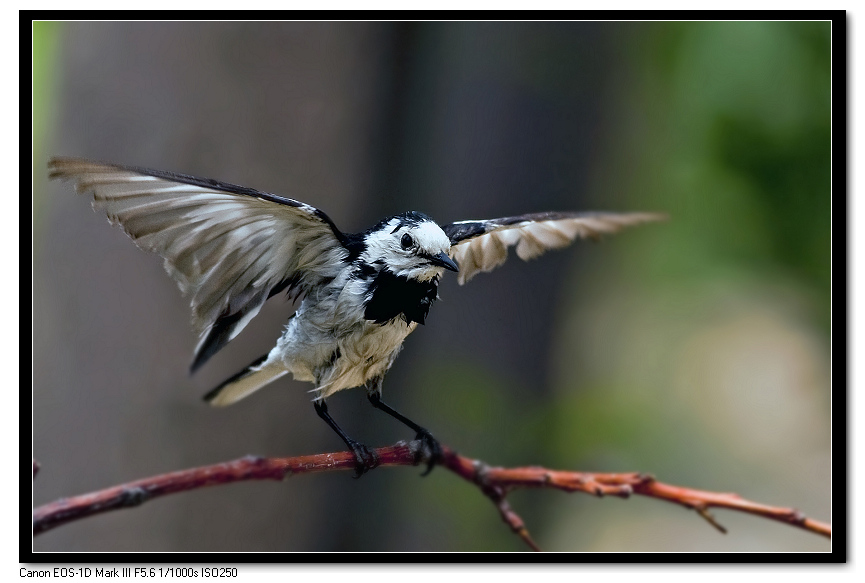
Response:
366,390,442,476
314,400,379,477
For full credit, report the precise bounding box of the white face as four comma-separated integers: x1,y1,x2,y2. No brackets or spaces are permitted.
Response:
363,218,454,282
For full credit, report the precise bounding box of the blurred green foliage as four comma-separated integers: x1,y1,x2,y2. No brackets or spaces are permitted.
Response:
540,21,830,551
632,22,831,325
32,21,61,237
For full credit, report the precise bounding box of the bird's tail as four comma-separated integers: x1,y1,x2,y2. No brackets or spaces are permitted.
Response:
203,354,287,406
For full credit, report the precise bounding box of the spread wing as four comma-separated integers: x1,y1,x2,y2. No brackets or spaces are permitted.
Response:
442,211,666,285
49,157,349,371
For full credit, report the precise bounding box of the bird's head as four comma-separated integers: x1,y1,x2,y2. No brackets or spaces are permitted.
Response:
362,211,458,282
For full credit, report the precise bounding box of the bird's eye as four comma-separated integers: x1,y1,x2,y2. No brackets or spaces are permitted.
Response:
401,233,414,249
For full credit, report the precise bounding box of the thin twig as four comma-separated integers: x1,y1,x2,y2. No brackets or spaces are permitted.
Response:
32,442,831,549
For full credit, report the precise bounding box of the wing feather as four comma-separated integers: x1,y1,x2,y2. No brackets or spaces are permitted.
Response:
49,157,348,370
443,211,666,284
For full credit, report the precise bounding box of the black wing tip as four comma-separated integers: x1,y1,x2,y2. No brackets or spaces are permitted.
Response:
190,308,249,374
190,340,223,375
190,340,219,374
190,342,219,375
189,353,209,375
202,353,269,403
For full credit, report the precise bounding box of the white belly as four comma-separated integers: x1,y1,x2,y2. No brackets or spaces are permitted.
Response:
268,295,417,400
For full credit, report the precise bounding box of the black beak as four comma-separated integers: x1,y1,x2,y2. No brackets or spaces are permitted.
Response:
429,252,459,272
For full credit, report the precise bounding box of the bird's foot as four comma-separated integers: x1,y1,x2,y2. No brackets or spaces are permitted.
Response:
347,439,380,478
413,429,442,476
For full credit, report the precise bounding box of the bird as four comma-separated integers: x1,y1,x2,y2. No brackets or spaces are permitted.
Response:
49,156,665,476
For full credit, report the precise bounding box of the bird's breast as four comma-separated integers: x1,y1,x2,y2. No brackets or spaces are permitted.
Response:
363,269,439,325
298,316,416,399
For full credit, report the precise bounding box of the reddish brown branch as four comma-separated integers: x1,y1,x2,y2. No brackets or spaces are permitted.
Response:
32,442,830,549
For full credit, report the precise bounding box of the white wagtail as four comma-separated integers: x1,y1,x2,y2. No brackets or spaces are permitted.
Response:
49,157,664,475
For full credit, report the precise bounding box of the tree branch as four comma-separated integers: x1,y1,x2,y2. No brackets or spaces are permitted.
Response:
32,441,830,550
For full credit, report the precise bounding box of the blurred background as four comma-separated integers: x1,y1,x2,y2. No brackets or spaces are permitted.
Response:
32,21,831,552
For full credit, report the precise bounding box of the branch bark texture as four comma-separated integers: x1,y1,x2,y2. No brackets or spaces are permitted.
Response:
32,442,831,550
